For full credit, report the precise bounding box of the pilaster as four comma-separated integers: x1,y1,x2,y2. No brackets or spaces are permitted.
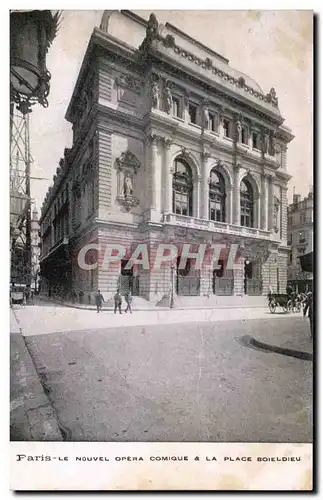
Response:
163,138,173,214
260,174,268,230
232,163,240,225
201,152,210,219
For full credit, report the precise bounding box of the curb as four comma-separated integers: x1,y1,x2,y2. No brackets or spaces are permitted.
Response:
250,337,313,361
10,315,64,441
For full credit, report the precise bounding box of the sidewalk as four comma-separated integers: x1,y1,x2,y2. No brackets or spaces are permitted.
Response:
37,294,267,311
10,308,63,441
13,303,302,336
249,314,313,358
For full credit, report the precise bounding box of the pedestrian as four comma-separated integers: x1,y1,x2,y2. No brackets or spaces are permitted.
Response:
303,291,313,338
114,289,122,314
124,290,132,314
95,289,104,313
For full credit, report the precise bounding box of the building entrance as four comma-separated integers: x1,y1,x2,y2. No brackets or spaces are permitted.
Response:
176,257,200,296
212,260,234,295
120,260,139,296
244,259,262,295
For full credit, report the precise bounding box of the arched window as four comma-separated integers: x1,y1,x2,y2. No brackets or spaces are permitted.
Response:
172,158,193,216
240,179,254,227
209,170,226,222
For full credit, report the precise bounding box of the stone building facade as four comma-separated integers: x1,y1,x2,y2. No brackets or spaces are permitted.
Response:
39,10,294,304
287,188,313,292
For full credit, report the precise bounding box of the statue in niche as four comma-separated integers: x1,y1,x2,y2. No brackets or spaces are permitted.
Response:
151,81,160,109
263,134,269,154
203,105,209,129
273,196,280,232
123,175,133,197
236,119,242,142
164,86,172,114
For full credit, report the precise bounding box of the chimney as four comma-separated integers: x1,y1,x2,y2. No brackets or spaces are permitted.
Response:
308,185,313,198
293,194,301,204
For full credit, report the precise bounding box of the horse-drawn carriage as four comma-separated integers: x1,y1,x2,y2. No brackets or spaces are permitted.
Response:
267,293,302,314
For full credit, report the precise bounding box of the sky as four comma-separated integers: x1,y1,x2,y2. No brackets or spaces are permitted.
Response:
27,9,313,212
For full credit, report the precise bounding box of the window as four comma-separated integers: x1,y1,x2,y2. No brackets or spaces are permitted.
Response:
289,253,293,264
208,113,217,132
172,96,181,118
288,215,293,226
188,103,197,124
252,131,260,150
240,179,254,227
172,158,193,216
287,234,292,245
223,118,231,138
300,212,305,224
209,170,226,222
241,126,248,145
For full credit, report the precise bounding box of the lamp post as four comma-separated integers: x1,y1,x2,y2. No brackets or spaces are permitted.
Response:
170,263,175,309
10,10,61,114
10,10,60,289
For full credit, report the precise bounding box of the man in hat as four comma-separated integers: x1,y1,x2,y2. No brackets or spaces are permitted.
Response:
95,290,104,313
114,289,122,315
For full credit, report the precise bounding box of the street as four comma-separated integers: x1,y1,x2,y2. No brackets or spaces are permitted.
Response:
15,305,313,443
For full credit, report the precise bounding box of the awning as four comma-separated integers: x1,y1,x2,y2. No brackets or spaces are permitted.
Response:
300,252,313,273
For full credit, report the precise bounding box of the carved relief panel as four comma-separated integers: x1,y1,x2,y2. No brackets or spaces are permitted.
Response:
115,73,141,108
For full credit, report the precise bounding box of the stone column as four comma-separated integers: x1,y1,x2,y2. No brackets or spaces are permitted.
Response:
267,174,274,232
201,153,210,219
232,164,240,225
254,193,261,229
260,174,268,230
227,185,233,224
194,175,202,218
164,138,173,213
150,135,158,209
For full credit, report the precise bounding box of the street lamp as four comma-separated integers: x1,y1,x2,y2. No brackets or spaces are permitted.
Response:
10,10,61,114
170,263,175,309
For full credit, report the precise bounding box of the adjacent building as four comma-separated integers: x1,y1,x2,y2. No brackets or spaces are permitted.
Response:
287,188,314,292
31,207,41,292
39,10,294,305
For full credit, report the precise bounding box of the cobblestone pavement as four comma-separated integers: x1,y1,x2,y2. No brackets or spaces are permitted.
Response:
24,316,312,443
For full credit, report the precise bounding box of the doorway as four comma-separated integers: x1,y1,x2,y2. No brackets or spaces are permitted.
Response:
244,259,262,295
176,256,200,296
213,260,234,295
120,260,139,296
